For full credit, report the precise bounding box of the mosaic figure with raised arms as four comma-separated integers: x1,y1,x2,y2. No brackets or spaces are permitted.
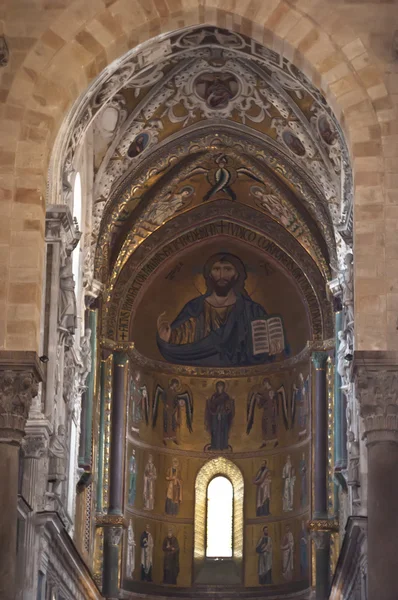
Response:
152,379,193,445
256,525,273,584
204,380,235,451
156,252,288,367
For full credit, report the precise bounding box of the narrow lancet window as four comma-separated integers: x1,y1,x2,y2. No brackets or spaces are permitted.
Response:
206,476,233,558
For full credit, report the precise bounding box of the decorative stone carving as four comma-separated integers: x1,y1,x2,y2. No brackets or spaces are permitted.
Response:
311,530,330,551
0,366,40,444
79,328,92,389
0,36,9,67
59,255,77,333
356,367,398,444
48,424,67,495
22,434,47,459
108,526,123,547
347,431,361,509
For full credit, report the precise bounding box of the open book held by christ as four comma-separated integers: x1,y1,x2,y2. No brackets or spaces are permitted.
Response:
157,253,289,367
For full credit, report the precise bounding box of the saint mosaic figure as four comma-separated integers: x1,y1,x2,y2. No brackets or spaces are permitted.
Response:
247,378,287,447
140,524,154,582
130,372,149,427
128,450,137,506
165,458,183,516
152,379,193,445
256,526,273,584
157,253,288,367
126,520,136,578
282,455,295,512
292,373,309,435
253,460,272,517
162,529,180,585
299,521,308,578
299,453,308,508
204,381,235,451
281,524,294,581
143,454,157,511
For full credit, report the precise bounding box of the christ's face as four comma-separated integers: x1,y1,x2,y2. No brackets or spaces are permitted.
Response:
216,382,225,393
210,261,238,296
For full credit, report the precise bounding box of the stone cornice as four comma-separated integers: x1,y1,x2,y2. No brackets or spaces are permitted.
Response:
355,351,398,445
0,352,44,445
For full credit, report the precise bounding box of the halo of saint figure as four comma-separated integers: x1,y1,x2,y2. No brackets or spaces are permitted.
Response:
157,253,289,367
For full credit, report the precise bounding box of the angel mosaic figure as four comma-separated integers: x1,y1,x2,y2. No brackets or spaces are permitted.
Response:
247,379,287,447
130,372,150,427
152,379,193,445
292,373,309,435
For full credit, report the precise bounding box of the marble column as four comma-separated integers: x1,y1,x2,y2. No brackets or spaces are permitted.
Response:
102,352,127,597
311,352,330,600
356,351,398,600
312,530,331,600
0,352,42,600
109,352,127,515
312,352,329,518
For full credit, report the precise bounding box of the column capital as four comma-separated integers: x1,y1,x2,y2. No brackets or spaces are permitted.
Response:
355,351,398,445
0,352,43,445
312,351,329,370
311,530,330,551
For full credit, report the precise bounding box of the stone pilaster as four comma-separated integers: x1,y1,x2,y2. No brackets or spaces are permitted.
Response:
355,351,398,600
0,352,42,600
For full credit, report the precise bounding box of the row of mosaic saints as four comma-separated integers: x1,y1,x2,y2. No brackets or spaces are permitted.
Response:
125,517,309,586
130,371,309,451
128,452,308,516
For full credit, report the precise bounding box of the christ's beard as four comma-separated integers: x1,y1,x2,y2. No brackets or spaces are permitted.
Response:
212,278,237,296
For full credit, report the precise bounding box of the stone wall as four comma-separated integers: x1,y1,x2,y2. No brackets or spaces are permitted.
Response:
0,0,397,353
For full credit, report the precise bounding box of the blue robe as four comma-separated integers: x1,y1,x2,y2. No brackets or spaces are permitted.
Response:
157,293,288,367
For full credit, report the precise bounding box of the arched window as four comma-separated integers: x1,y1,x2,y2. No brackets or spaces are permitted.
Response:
194,457,244,583
206,476,233,558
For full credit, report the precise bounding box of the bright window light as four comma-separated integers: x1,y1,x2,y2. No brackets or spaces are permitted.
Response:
206,476,233,558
